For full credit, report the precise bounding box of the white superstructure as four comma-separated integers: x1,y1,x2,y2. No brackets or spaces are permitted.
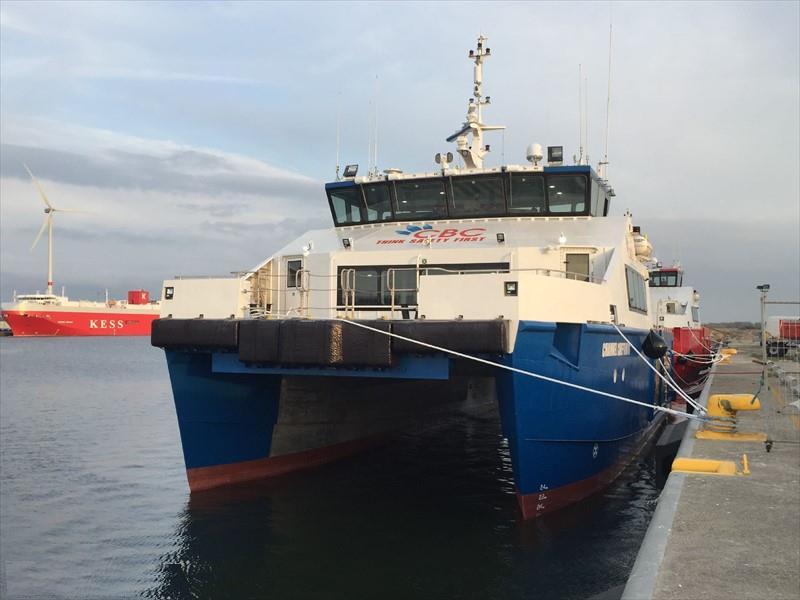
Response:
648,265,702,330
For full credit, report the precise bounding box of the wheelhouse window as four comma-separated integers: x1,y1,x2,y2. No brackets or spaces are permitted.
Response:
393,179,448,219
625,265,648,314
326,169,597,226
508,174,546,214
327,185,364,226
449,175,505,217
547,175,587,213
649,271,681,287
363,182,393,222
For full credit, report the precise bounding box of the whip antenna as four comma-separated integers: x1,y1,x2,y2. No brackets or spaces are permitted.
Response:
584,74,589,165
600,5,614,179
577,64,584,165
335,92,341,180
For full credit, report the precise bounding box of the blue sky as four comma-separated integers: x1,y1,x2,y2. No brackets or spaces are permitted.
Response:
1,1,798,320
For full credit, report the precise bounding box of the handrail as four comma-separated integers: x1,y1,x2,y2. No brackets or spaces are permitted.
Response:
382,265,602,283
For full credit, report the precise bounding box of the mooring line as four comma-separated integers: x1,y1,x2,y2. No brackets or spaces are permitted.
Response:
335,319,706,422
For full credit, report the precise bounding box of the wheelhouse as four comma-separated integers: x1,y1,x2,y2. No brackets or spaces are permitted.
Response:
649,268,683,288
326,166,612,227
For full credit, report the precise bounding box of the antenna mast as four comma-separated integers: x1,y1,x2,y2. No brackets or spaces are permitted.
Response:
445,35,505,169
335,92,341,180
577,64,584,165
599,9,613,179
372,75,379,176
584,74,589,165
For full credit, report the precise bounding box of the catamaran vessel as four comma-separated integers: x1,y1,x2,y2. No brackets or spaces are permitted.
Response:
648,262,712,396
152,37,677,518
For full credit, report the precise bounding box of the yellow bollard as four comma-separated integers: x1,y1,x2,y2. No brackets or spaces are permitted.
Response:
707,394,760,419
695,394,767,441
671,456,751,476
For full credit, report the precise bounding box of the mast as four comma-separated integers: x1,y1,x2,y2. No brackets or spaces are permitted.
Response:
446,35,505,169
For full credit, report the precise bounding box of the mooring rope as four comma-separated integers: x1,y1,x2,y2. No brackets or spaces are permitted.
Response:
335,319,706,421
610,322,707,414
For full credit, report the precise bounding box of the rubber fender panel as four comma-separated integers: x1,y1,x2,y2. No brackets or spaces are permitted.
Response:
278,320,332,365
278,320,392,366
151,318,239,350
238,319,281,363
642,330,669,359
340,320,392,366
392,320,506,354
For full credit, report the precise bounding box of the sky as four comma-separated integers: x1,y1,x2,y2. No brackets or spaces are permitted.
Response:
1,0,798,321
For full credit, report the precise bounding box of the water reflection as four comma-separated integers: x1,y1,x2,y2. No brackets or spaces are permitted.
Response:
145,411,659,600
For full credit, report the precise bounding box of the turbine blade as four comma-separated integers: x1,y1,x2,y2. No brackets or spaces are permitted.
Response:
52,208,88,214
22,163,53,209
31,215,50,250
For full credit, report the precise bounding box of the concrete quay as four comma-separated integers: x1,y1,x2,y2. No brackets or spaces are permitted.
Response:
623,349,800,600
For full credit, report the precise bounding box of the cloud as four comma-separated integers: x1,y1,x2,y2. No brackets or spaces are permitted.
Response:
0,120,329,302
0,117,319,199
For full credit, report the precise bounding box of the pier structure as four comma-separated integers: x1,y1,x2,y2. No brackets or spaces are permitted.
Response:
624,348,800,600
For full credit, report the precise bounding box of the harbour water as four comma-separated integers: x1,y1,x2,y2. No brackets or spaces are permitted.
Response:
1,337,659,599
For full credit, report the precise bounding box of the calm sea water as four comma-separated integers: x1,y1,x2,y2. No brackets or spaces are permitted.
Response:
0,337,659,599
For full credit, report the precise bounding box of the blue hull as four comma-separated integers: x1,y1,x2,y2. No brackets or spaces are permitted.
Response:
163,320,665,517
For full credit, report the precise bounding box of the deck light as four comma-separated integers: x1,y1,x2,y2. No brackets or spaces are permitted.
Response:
756,284,770,291
496,232,505,244
504,281,518,296
343,164,359,178
547,146,564,164
342,237,353,250
558,233,567,245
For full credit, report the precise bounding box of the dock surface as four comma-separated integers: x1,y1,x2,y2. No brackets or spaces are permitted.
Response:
624,349,800,600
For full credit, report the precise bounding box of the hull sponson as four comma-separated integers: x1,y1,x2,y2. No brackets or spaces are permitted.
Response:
1,309,158,336
496,321,662,518
166,350,473,492
165,351,282,472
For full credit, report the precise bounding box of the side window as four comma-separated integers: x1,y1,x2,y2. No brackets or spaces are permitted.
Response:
547,175,588,214
328,186,365,225
286,260,302,288
691,306,700,323
625,265,648,313
590,182,600,216
508,174,546,213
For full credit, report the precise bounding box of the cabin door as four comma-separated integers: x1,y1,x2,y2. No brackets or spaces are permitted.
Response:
282,256,305,316
565,253,590,282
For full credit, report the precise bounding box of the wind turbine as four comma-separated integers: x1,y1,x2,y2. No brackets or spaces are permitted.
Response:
25,164,80,296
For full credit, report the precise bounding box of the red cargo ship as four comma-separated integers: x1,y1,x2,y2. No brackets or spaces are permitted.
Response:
2,166,162,337
1,289,160,337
